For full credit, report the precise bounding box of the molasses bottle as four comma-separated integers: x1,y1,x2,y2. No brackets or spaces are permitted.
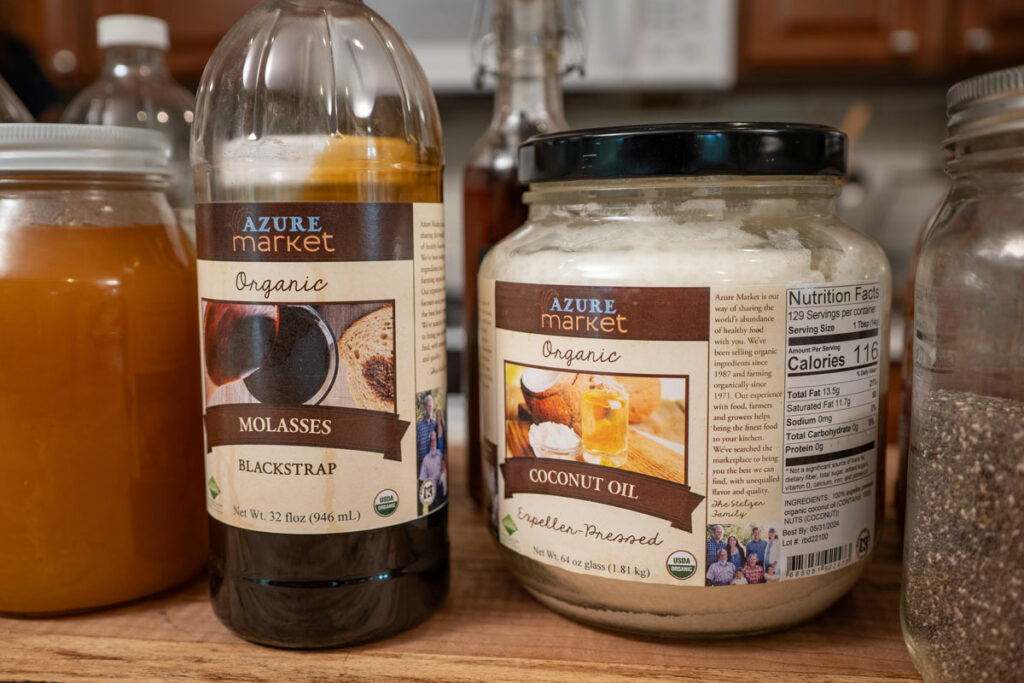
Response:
192,0,448,648
464,0,580,512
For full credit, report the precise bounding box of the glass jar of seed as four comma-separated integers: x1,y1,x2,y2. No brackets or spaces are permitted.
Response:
902,65,1024,682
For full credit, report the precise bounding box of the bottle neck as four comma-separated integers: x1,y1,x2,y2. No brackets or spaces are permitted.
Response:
489,0,567,133
491,64,566,132
102,45,169,79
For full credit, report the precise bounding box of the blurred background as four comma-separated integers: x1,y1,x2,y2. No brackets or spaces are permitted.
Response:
3,0,1023,417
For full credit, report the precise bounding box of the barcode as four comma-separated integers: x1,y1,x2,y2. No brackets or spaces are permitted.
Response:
786,543,852,573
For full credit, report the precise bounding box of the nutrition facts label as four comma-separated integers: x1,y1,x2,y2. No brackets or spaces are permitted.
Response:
783,282,881,490
780,282,881,579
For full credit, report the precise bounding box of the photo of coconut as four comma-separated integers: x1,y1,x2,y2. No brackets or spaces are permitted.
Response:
505,363,688,485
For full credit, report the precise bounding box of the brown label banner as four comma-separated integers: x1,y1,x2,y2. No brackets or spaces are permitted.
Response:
495,282,710,342
196,202,413,262
501,458,704,531
205,404,409,460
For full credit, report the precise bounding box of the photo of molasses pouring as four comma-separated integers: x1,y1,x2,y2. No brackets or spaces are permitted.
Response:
203,302,278,401
203,301,339,407
203,299,400,413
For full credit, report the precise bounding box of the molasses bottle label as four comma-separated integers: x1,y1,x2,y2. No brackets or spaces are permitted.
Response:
196,202,447,533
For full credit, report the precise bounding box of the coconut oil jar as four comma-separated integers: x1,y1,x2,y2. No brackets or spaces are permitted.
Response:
478,123,891,636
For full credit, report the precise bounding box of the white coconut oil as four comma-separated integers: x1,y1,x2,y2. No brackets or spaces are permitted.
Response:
478,125,891,637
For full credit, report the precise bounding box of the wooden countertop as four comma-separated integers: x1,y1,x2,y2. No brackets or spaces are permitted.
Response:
0,443,920,682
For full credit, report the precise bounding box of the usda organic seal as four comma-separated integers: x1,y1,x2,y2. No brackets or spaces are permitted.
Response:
374,489,399,517
666,550,697,580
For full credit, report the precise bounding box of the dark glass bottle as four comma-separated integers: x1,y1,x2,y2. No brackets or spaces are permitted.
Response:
192,0,447,649
464,0,574,510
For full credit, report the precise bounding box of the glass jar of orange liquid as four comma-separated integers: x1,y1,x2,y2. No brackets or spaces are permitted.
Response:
0,124,206,614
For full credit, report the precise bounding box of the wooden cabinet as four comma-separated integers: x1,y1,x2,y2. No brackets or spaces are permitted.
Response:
742,1,942,73
87,1,259,82
947,0,1024,69
740,0,1024,78
2,0,257,87
1,0,94,86
6,0,1024,88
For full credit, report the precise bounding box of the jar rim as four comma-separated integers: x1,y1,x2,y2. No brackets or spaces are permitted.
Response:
522,174,841,203
0,170,170,191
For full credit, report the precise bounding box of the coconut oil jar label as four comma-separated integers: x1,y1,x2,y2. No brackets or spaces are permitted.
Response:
196,201,447,534
480,278,881,586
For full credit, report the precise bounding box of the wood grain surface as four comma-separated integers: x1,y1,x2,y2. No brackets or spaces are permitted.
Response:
637,398,688,442
0,442,920,682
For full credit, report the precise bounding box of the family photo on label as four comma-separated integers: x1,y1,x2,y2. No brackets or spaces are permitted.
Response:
705,524,782,586
416,389,448,515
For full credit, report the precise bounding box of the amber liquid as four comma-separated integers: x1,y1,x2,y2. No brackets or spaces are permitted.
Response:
206,136,449,648
581,388,629,468
0,222,206,614
463,165,527,504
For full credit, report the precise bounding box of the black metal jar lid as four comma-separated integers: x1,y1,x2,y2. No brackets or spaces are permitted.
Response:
518,122,847,183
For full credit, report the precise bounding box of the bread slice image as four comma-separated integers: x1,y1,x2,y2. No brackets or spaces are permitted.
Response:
339,305,396,412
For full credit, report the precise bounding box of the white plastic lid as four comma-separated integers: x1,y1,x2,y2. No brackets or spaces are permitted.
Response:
0,124,171,176
97,14,170,50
